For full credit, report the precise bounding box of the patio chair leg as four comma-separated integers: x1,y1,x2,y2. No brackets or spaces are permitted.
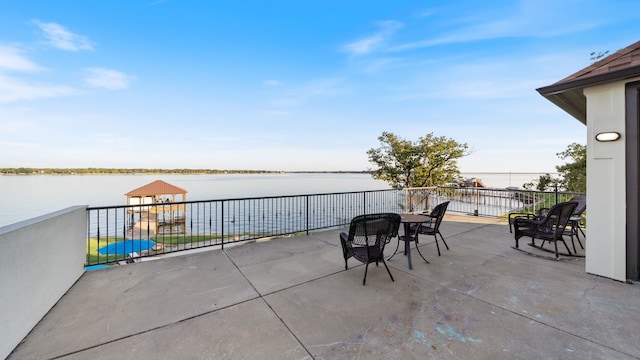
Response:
562,239,572,255
434,235,441,256
414,243,430,264
554,241,559,259
387,239,401,261
439,232,449,250
382,260,395,282
363,263,369,286
574,225,584,249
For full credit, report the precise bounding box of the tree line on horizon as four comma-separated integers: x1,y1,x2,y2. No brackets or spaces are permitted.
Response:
0,168,371,175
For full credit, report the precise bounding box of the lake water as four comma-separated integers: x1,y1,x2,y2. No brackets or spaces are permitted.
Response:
0,172,547,228
0,173,390,227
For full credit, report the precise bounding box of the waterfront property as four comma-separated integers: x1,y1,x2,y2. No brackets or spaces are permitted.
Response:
3,209,640,359
0,186,599,359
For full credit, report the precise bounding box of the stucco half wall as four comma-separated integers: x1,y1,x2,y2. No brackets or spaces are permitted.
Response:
0,206,87,359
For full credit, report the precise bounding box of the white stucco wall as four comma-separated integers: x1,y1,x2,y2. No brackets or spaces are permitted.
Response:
584,81,630,281
0,206,87,359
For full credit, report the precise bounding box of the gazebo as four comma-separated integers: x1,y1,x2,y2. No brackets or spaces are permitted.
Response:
125,180,188,236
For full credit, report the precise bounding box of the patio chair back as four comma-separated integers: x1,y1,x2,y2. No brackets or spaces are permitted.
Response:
347,213,400,247
416,201,450,256
428,201,450,229
546,201,579,239
339,213,401,285
570,195,586,216
513,201,578,258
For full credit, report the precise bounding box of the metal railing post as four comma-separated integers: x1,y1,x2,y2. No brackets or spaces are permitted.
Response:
221,201,225,250
305,195,310,235
474,185,479,216
363,191,367,215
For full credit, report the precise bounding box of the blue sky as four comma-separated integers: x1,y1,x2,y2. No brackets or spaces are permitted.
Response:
1,0,639,172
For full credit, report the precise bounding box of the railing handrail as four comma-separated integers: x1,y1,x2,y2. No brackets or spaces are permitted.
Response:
87,189,403,266
86,188,396,210
87,187,585,267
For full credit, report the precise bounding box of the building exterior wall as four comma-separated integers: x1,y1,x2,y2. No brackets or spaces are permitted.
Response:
584,82,628,281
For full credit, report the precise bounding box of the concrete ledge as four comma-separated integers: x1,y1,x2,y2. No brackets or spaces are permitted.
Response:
0,206,87,360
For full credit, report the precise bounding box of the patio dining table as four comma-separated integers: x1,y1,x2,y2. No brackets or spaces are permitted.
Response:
387,214,431,269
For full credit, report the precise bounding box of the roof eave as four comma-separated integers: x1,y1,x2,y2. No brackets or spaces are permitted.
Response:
537,63,640,124
540,89,587,124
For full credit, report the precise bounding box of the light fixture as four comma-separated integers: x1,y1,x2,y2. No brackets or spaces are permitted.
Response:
595,132,621,142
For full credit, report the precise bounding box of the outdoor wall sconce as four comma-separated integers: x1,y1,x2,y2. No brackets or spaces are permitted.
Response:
595,132,621,142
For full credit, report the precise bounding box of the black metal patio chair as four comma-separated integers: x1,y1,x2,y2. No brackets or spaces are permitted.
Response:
513,201,578,259
565,195,586,252
510,195,586,253
410,201,450,256
340,213,401,285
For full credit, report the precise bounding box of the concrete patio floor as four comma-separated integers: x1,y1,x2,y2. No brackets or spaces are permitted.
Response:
8,215,640,359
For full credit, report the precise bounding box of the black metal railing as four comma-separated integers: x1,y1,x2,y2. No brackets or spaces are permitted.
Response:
87,186,585,266
87,189,404,266
404,186,584,218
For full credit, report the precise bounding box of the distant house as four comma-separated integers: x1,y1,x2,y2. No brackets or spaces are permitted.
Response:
460,177,485,188
537,39,640,282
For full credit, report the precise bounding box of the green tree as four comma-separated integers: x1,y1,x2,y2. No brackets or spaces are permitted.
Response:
556,143,586,192
367,132,469,189
521,143,586,192
522,173,559,191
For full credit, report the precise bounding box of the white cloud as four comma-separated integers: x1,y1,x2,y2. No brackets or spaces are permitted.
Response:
84,68,134,89
358,57,403,74
33,20,94,52
343,20,403,56
0,45,77,102
0,45,43,72
390,1,606,52
0,73,76,103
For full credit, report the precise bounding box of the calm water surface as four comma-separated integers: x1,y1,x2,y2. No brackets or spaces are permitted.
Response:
0,173,390,227
0,172,546,228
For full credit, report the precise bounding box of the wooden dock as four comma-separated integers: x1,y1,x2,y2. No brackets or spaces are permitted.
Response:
127,211,157,239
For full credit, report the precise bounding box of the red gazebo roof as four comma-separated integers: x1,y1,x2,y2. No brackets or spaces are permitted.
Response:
125,180,187,197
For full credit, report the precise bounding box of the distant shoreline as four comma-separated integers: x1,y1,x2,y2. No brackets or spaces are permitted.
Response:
0,168,372,175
